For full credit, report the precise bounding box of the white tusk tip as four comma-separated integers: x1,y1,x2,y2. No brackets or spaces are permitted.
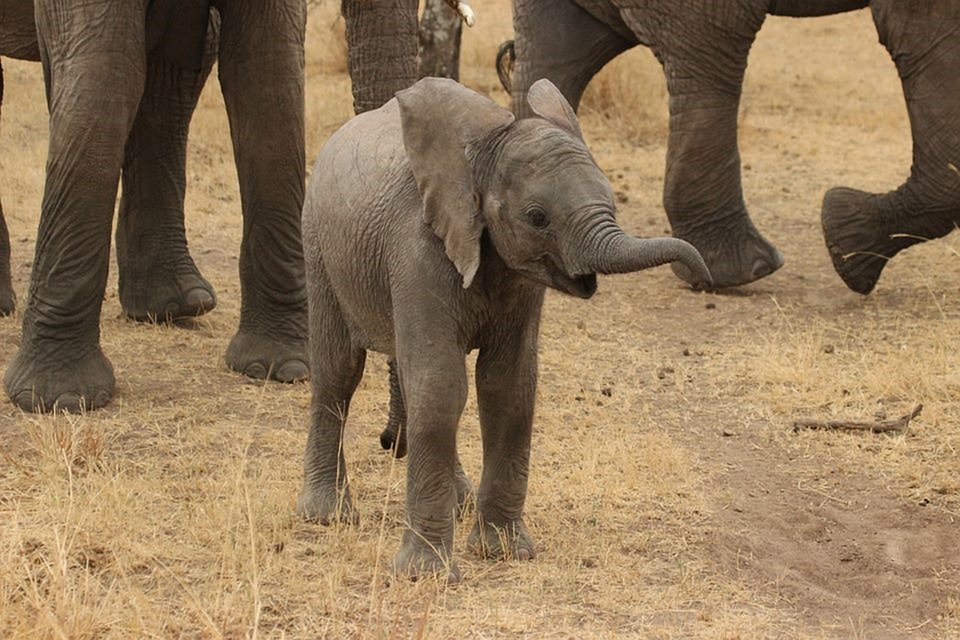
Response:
458,4,476,27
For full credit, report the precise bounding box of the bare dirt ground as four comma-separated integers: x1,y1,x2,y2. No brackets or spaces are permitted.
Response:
1,5,958,639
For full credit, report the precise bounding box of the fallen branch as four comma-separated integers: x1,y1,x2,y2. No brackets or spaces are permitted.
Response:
792,404,922,434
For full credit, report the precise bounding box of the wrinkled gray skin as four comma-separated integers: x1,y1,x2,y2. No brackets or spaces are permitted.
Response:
298,77,711,582
501,0,960,293
0,0,422,413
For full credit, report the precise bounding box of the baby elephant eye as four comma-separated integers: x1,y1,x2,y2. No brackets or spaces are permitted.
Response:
526,207,550,229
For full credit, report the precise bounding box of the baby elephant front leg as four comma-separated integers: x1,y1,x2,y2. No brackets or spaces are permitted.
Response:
468,342,537,561
392,353,468,583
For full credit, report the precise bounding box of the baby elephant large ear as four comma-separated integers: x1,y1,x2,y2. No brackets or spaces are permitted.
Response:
526,79,583,141
397,77,515,288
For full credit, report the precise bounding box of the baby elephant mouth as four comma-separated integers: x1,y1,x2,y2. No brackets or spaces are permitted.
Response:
539,256,597,299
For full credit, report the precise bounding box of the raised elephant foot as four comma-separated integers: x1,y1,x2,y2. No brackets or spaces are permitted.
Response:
120,261,217,322
225,329,309,382
467,516,536,561
821,187,898,294
819,186,955,295
295,483,359,525
671,215,784,289
393,534,460,584
4,345,115,413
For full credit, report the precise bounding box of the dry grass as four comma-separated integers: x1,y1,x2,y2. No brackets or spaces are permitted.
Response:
1,3,958,638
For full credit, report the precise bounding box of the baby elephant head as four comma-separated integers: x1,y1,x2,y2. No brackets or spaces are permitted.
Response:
396,78,711,294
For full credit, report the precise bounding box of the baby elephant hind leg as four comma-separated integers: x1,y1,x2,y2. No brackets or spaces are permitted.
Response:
296,300,366,525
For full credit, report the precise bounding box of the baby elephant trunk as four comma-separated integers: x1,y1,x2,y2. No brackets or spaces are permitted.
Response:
584,227,712,288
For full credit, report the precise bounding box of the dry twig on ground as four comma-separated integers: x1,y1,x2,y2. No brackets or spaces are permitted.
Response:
792,404,923,434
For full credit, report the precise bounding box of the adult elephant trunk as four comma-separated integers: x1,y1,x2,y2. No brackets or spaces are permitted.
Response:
821,0,960,294
341,0,419,115
570,217,712,287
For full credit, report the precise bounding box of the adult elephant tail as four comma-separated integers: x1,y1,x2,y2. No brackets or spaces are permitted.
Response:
496,39,515,95
821,1,960,294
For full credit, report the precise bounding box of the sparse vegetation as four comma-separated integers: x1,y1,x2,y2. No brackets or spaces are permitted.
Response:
0,4,957,638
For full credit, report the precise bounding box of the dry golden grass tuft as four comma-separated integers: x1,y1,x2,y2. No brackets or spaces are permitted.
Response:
1,4,959,638
579,48,669,147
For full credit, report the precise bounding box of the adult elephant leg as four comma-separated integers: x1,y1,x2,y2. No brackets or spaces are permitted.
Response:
467,312,540,562
628,2,783,288
3,0,146,413
822,1,960,294
216,0,308,383
509,0,634,118
117,25,218,322
341,0,418,115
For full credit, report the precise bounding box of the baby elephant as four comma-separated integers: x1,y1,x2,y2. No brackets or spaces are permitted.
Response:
297,77,710,582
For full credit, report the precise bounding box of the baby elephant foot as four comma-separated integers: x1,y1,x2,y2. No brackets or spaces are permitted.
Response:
4,345,115,413
121,263,217,322
468,517,536,561
393,535,460,584
295,483,359,525
672,213,784,289
226,330,309,383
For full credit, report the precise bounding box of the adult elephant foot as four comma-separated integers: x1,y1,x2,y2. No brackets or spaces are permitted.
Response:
467,517,536,561
393,535,460,584
226,329,308,383
120,257,217,322
822,187,959,295
671,214,784,289
821,188,894,294
4,345,115,413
